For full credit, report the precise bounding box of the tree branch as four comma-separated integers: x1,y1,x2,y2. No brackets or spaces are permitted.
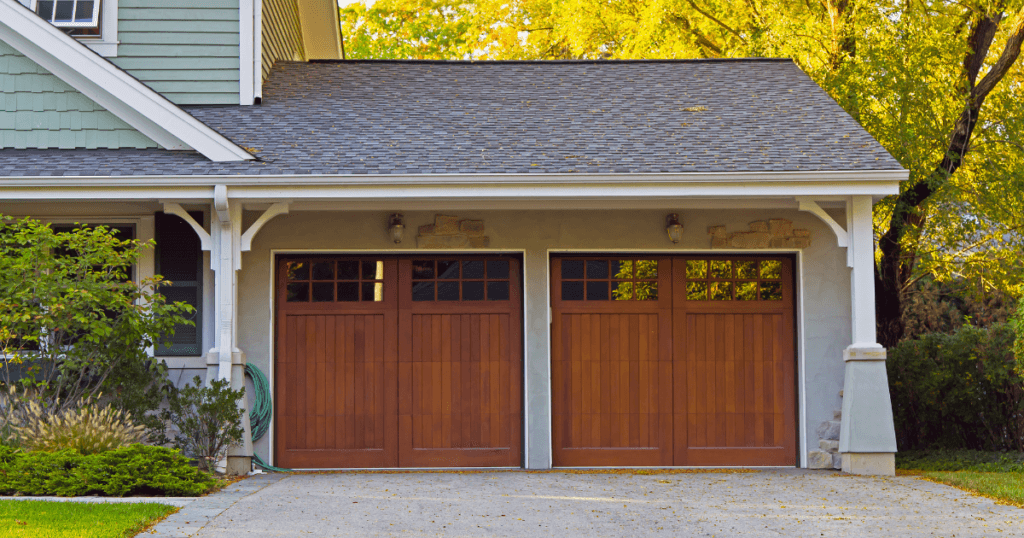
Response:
684,0,746,42
875,11,1024,346
974,12,1024,99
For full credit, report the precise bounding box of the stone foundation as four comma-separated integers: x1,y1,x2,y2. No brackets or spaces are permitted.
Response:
807,408,842,470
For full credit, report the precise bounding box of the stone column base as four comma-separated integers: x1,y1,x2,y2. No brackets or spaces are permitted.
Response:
841,453,894,476
226,455,252,476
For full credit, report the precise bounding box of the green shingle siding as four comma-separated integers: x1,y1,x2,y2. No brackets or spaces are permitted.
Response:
111,0,241,106
0,40,158,150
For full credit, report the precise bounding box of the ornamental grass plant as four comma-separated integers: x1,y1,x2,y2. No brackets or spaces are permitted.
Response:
13,397,146,455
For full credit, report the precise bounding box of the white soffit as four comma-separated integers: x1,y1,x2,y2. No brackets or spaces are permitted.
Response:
0,0,254,162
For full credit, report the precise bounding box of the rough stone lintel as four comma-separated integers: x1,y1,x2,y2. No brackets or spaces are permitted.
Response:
433,215,461,235
460,220,485,237
417,214,490,248
708,219,811,249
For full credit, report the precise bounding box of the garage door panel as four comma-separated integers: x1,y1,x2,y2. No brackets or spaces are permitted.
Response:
553,309,674,466
277,312,397,468
553,255,795,468
398,257,522,467
676,311,794,466
403,312,516,456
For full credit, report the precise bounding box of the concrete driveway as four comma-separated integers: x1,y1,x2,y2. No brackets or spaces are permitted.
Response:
150,469,1024,537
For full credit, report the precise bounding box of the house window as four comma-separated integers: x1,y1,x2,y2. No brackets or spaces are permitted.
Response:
155,212,204,357
20,0,117,55
35,0,101,35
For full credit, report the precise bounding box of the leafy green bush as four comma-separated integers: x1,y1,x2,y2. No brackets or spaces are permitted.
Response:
888,322,1024,451
0,444,219,497
163,376,245,472
14,398,146,455
0,216,192,421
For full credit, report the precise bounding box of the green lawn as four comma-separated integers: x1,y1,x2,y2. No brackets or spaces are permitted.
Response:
0,500,177,538
897,450,1024,508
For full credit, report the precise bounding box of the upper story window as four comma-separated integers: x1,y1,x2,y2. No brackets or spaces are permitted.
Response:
34,0,101,36
19,0,116,55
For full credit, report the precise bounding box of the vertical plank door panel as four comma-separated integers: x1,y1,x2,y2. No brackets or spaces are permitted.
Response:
672,256,796,466
275,257,399,469
551,257,674,466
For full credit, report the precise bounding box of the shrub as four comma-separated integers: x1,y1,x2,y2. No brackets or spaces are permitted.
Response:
0,444,219,497
0,216,192,417
896,449,1024,472
163,376,245,472
888,322,1024,451
902,279,1017,341
14,398,146,455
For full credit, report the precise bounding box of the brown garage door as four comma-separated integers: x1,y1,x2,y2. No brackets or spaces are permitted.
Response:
551,256,795,467
275,256,522,469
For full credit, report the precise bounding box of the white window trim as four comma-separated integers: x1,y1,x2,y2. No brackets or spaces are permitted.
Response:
21,0,118,57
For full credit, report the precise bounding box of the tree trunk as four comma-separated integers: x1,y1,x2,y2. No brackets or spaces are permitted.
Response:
875,12,1024,348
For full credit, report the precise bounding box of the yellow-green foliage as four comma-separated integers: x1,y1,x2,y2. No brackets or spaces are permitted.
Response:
14,399,146,455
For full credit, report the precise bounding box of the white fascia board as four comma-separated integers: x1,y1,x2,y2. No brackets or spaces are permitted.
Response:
0,169,908,187
0,0,254,162
0,173,904,201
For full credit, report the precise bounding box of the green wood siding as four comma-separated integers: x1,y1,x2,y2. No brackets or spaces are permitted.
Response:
111,0,241,106
0,40,157,150
262,0,304,81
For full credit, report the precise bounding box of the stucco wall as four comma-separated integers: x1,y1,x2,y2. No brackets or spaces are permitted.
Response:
237,209,851,469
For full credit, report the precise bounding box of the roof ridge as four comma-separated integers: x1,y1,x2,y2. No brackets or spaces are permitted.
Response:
306,58,794,65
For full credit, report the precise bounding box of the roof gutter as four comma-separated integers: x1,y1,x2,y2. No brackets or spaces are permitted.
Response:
0,169,909,187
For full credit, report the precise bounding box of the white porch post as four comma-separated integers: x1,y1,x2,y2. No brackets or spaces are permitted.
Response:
838,195,897,475
206,186,253,475
164,194,288,475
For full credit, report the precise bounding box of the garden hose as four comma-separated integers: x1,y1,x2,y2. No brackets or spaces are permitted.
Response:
244,363,292,472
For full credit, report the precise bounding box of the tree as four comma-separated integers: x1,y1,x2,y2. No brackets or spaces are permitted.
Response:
341,1,1024,345
0,216,192,419
340,0,475,59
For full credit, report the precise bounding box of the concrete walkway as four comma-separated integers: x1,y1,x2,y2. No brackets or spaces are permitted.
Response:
142,469,1024,537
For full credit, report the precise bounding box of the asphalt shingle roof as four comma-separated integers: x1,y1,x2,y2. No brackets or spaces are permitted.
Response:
0,59,903,177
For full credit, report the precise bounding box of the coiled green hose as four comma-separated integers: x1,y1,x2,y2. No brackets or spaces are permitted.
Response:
245,363,292,472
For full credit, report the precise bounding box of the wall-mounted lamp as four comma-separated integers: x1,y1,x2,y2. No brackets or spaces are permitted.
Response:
665,213,684,243
388,213,405,244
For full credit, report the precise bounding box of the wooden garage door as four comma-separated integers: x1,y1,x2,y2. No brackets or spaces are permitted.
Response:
551,256,795,467
275,256,522,469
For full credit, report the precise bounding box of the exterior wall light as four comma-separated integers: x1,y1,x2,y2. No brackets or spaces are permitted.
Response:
388,213,405,244
666,213,684,243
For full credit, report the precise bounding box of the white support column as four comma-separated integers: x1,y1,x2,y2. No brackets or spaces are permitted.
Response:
167,195,287,475
838,195,897,475
204,186,251,475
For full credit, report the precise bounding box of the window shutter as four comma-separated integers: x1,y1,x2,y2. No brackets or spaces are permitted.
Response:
155,212,203,356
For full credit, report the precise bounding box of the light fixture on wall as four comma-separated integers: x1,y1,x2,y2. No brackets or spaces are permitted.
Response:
388,213,405,244
665,213,684,243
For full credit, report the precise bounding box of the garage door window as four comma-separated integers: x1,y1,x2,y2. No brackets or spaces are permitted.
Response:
560,259,658,301
411,259,511,301
684,259,783,301
285,259,385,302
